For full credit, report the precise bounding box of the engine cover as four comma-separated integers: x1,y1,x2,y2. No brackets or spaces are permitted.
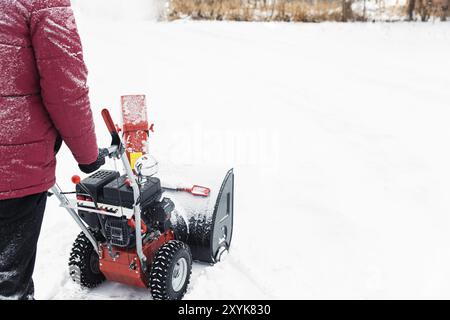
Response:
76,170,120,202
77,170,120,229
103,175,162,209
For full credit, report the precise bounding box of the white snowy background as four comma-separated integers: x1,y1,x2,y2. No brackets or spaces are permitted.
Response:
34,0,450,299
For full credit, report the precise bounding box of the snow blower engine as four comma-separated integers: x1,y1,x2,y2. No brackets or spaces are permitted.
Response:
50,95,234,300
74,169,172,248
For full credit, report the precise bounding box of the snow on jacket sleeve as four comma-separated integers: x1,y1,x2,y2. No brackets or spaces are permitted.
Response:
29,0,98,164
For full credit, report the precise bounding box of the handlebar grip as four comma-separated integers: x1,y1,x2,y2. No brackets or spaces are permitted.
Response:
98,148,110,160
101,109,117,134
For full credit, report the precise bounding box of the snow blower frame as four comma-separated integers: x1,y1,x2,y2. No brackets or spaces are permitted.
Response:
50,96,234,300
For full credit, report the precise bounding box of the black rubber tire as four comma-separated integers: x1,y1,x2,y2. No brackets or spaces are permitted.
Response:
149,240,192,300
69,231,105,288
171,211,188,243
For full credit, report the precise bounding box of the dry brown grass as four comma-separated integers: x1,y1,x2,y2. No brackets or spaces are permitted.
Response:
404,0,449,21
168,0,448,22
168,0,344,22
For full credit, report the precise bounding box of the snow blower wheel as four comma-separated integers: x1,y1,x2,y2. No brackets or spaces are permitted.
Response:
149,241,192,300
69,231,105,288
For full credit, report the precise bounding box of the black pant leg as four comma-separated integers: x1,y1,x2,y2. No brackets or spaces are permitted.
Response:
0,192,47,300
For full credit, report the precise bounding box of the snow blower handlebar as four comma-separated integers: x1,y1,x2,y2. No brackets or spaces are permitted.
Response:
100,108,148,269
101,108,117,134
101,108,122,157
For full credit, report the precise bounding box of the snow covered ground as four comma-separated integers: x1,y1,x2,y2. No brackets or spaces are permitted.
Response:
33,9,450,299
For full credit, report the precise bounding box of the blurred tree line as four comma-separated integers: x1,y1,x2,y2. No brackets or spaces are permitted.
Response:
167,0,449,22
407,0,448,21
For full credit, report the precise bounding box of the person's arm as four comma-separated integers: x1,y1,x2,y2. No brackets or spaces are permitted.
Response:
29,0,98,165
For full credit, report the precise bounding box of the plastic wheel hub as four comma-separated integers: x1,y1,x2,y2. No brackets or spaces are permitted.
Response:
172,257,188,292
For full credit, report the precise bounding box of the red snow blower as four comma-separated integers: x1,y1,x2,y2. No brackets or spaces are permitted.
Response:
51,95,234,300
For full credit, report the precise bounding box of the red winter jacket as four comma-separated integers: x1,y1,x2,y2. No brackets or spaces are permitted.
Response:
0,0,98,200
